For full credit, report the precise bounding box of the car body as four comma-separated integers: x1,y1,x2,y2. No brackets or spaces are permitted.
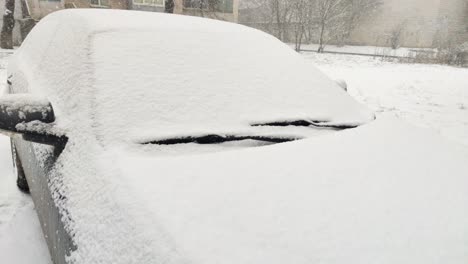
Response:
1,9,468,264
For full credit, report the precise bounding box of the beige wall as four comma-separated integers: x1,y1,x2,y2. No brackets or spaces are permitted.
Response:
349,0,468,48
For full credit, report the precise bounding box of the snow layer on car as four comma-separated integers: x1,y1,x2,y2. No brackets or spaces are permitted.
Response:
91,28,373,142
114,117,468,264
10,9,373,145
0,94,52,120
5,9,392,264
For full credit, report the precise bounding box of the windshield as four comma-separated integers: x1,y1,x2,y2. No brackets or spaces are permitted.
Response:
91,29,373,144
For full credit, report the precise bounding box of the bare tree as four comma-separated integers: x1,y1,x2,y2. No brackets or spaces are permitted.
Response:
1,0,15,49
244,0,296,41
389,21,406,49
240,0,382,51
291,0,309,51
267,0,295,41
312,0,349,52
338,0,382,45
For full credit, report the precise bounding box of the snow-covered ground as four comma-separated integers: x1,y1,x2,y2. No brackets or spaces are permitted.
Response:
0,47,467,263
302,52,468,146
295,44,436,57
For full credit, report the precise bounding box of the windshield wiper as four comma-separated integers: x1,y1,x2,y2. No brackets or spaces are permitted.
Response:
142,134,300,145
251,119,359,129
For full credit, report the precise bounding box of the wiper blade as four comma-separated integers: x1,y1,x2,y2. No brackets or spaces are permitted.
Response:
142,134,300,145
251,119,359,129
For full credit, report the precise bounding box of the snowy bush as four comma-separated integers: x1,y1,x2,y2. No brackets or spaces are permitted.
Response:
402,43,468,67
433,42,468,66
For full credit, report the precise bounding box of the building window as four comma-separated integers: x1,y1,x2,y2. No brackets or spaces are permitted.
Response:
183,0,208,10
133,0,165,7
183,0,233,13
216,0,233,13
90,0,110,7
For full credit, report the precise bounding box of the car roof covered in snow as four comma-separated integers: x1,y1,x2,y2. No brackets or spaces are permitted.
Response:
10,9,374,143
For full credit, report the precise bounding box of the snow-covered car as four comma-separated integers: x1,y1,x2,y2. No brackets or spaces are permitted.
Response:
1,9,468,264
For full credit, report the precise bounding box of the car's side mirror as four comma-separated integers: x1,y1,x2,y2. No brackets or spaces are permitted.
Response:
0,94,55,133
0,94,65,146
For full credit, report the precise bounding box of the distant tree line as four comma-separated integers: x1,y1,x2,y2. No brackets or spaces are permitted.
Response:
244,0,382,52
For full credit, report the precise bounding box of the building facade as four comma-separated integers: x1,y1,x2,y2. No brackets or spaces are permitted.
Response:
240,0,468,48
2,0,238,46
347,0,468,48
26,0,239,22
26,0,128,20
0,0,128,45
132,0,239,23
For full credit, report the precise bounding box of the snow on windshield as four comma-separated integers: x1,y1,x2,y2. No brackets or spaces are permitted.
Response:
86,11,374,143
11,9,373,145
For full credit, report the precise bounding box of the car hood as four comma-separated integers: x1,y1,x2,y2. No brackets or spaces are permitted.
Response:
88,117,468,264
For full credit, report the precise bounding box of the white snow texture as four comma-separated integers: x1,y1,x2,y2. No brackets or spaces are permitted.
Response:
1,9,467,264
